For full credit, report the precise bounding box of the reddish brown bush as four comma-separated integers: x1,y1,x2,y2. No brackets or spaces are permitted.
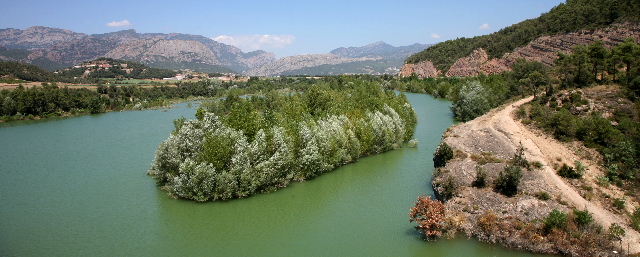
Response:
409,195,446,240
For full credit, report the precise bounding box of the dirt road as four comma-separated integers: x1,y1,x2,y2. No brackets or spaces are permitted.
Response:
473,96,639,253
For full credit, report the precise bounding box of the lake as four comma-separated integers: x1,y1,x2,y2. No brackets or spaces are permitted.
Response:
0,93,546,256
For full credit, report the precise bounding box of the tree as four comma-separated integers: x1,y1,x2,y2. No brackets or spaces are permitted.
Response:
588,40,610,81
612,37,640,85
450,81,491,122
409,196,446,240
519,70,550,99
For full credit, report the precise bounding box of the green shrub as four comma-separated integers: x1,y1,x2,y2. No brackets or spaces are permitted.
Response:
596,174,611,187
631,207,640,232
573,209,594,228
510,144,530,170
548,108,578,142
472,165,488,188
437,175,457,201
531,161,544,169
433,142,453,168
494,165,523,197
608,223,625,241
574,160,586,174
543,209,567,233
515,106,527,119
535,191,551,200
471,152,503,165
613,197,626,210
557,163,583,179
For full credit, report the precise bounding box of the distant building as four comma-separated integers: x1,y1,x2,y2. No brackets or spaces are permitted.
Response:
163,74,184,80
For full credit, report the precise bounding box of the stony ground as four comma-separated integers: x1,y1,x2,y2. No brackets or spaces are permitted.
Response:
433,96,640,255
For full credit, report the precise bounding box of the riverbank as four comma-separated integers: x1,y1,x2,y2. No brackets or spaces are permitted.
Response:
432,96,640,256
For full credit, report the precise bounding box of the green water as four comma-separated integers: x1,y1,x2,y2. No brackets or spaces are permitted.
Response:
0,94,546,256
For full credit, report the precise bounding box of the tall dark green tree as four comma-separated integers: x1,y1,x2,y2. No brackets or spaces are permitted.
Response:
588,40,610,81
612,38,640,85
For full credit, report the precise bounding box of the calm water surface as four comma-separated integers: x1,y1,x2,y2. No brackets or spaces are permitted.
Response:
0,95,547,256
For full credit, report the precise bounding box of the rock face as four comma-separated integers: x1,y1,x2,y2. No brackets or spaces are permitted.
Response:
104,38,220,65
245,54,381,77
398,61,439,77
26,38,118,66
401,23,640,77
445,48,490,77
0,26,276,72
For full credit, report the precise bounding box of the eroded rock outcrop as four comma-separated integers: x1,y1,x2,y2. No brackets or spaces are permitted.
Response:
398,60,439,77
445,48,490,77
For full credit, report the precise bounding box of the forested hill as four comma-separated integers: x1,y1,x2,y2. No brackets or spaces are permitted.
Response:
0,58,178,83
404,0,640,73
0,61,65,83
57,58,177,80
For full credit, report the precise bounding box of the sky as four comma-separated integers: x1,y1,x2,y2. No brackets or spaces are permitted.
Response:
2,0,566,58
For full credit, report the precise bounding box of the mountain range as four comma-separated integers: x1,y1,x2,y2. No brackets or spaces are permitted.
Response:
0,26,430,76
0,26,275,73
246,41,431,76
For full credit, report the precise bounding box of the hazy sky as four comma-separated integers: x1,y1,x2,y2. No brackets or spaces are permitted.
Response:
2,0,565,58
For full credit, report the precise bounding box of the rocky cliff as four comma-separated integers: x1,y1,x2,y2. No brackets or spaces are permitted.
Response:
398,61,439,78
104,38,220,66
400,23,640,78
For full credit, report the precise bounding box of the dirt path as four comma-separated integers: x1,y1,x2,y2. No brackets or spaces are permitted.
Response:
487,96,640,254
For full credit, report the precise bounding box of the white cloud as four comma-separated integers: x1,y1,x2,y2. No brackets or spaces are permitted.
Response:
213,34,295,52
430,33,441,39
106,20,132,27
479,23,491,30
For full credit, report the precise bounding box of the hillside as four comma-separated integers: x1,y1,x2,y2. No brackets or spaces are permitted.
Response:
0,61,65,82
57,58,177,80
0,27,275,73
401,0,640,77
432,96,640,255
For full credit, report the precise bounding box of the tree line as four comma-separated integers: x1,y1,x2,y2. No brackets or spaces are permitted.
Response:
0,80,228,121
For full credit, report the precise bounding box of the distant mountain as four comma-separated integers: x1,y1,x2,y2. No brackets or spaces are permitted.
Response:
246,54,381,76
0,26,88,49
247,42,431,76
0,26,276,73
331,41,431,60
